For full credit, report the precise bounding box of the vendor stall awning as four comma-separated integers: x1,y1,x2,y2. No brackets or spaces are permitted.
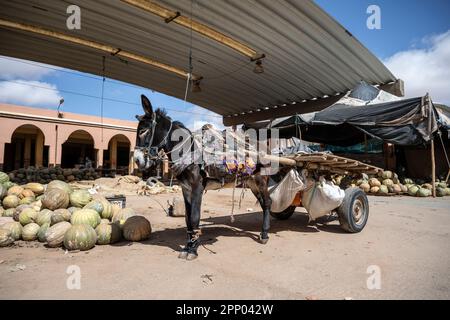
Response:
0,0,398,125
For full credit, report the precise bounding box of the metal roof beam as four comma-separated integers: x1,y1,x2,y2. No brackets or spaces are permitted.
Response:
121,0,265,61
223,94,344,126
0,18,202,81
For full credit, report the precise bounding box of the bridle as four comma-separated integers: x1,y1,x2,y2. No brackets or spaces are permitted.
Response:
137,111,173,161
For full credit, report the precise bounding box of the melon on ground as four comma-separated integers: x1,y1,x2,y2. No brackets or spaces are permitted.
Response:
70,209,101,228
95,223,122,245
45,221,72,248
0,228,14,247
69,189,92,208
123,216,151,242
2,221,22,240
64,224,97,251
22,223,40,241
42,188,70,210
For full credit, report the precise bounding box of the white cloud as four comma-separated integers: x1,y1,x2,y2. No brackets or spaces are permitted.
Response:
184,105,226,131
384,30,450,105
0,56,57,81
0,80,63,107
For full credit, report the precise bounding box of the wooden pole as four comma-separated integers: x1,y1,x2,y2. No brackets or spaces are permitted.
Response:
0,18,200,80
431,138,436,197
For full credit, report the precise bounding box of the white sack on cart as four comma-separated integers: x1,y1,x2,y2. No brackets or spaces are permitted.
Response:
269,169,306,213
302,176,345,220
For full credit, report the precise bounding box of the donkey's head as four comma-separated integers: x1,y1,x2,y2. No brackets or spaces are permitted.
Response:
133,95,173,171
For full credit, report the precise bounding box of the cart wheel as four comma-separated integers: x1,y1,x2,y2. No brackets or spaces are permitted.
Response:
270,206,296,220
337,188,369,233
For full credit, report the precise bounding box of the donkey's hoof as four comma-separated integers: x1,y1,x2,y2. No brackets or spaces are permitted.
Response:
259,237,269,245
186,253,198,261
178,250,188,259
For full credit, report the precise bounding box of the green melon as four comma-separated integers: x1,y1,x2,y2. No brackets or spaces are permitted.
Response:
403,178,414,185
382,179,394,187
123,216,151,242
13,204,32,221
0,184,7,200
381,171,393,179
2,195,20,209
0,228,14,247
47,180,73,195
71,209,101,228
69,189,92,208
22,223,40,241
19,208,38,226
100,219,110,224
95,222,121,245
92,195,113,219
37,223,50,242
4,208,15,218
51,208,71,225
42,188,70,210
3,181,15,190
2,221,22,240
436,187,447,197
64,224,97,251
378,185,389,195
437,182,448,189
112,208,136,227
68,206,81,214
416,188,431,197
19,196,35,205
83,200,104,215
0,171,9,184
408,185,419,196
45,221,72,247
36,209,53,226
445,188,450,196
0,207,4,217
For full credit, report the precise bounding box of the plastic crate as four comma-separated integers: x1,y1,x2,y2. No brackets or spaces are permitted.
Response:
105,194,126,208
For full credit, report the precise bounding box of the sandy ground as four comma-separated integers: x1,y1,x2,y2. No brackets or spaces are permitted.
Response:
1,189,449,300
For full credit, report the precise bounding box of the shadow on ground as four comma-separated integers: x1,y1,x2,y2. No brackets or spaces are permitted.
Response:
134,210,347,253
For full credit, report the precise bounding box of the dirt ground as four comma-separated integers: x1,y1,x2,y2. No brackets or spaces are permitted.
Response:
1,189,449,300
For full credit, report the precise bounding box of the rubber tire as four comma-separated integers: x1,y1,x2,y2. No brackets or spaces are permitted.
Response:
270,206,296,220
337,187,369,233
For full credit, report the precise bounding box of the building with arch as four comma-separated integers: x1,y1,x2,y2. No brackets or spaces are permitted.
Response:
0,104,137,173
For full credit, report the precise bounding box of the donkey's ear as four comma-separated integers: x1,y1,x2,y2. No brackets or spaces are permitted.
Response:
135,114,143,121
141,94,153,115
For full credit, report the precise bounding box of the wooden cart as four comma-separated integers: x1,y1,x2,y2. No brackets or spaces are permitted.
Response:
268,152,383,233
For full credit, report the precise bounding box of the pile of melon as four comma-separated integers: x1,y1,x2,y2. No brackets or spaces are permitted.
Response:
354,170,450,197
0,172,151,249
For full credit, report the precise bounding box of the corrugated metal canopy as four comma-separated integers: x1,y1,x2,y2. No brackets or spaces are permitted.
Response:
0,0,397,125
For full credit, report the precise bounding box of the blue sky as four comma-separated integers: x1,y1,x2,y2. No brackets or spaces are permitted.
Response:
0,0,449,127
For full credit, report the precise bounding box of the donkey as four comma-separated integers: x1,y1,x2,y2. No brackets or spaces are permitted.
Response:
134,95,273,260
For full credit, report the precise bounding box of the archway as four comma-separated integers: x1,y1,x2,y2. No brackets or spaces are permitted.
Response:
4,124,48,171
103,134,131,174
61,130,95,168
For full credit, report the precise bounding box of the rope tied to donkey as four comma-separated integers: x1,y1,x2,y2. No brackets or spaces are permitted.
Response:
230,175,238,223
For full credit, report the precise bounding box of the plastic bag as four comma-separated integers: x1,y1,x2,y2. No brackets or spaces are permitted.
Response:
302,176,345,220
270,169,306,213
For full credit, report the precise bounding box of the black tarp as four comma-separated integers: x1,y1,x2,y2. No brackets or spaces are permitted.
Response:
245,95,440,147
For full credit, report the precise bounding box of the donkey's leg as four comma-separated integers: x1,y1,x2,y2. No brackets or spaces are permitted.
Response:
248,174,272,244
178,185,193,259
178,165,204,260
186,180,204,260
